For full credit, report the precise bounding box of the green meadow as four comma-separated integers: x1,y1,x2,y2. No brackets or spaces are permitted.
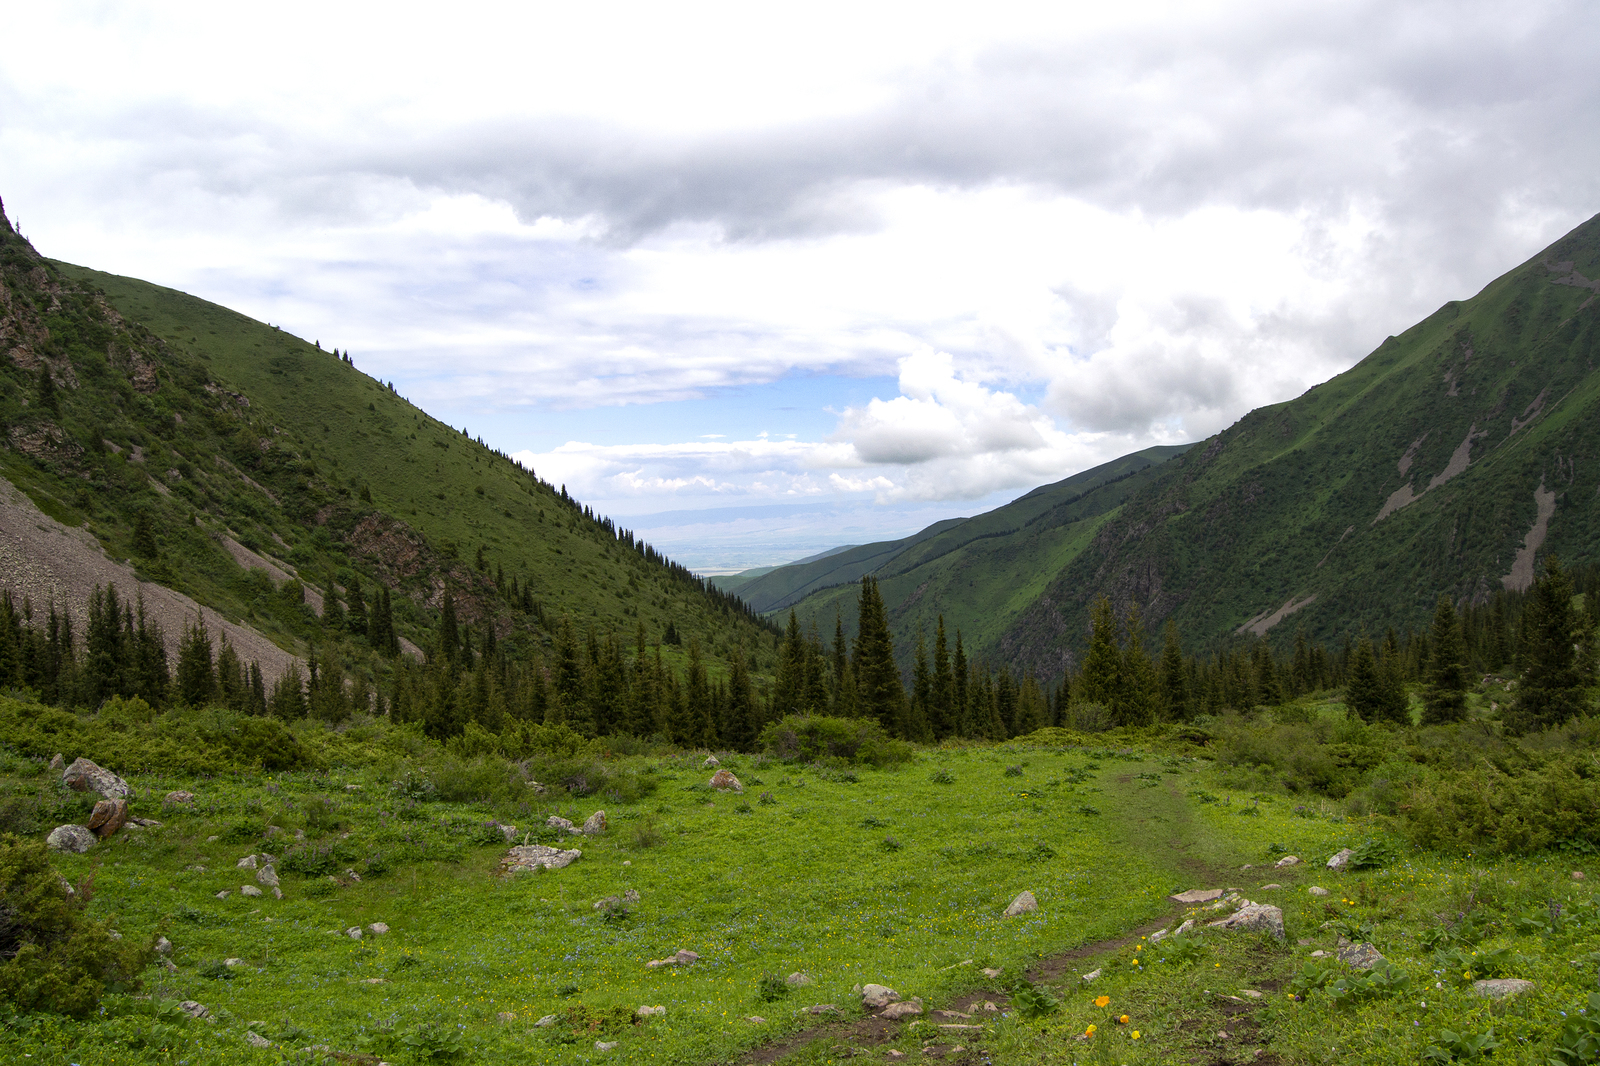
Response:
6,695,1600,1065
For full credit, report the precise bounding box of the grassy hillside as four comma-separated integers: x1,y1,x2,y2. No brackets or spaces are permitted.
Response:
739,446,1190,667
0,224,780,679
777,215,1600,678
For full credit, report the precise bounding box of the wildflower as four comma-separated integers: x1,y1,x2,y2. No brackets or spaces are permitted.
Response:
1094,996,1110,1008
1119,1015,1130,1024
1132,1030,1141,1039
1085,1024,1097,1036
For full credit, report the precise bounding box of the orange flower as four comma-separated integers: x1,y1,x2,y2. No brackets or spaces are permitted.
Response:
1093,995,1110,1008
1118,1014,1131,1025
1085,1024,1097,1037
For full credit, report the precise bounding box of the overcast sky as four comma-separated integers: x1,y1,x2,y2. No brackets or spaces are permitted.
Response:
4,0,1599,570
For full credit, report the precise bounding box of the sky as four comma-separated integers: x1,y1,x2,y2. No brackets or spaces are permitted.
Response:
4,0,1600,572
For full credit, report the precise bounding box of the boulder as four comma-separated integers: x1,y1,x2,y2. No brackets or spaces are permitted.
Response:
347,927,363,940
1080,968,1101,981
256,865,280,889
502,844,583,872
645,949,699,968
1326,848,1354,870
1169,888,1225,904
745,1015,768,1024
1574,871,1586,881
637,1005,666,1017
61,757,132,800
178,1001,210,1020
596,1040,618,1051
703,755,720,768
128,816,162,828
1174,919,1196,936
241,885,263,897
1003,890,1038,917
624,889,640,903
499,823,519,842
245,1031,272,1048
237,855,258,869
1275,855,1301,867
1337,942,1385,970
807,1004,843,1016
369,923,390,935
581,811,608,835
1259,883,1282,890
155,936,173,955
709,769,743,792
786,972,814,986
1308,886,1330,897
861,984,900,1008
49,753,63,770
1207,902,1286,940
1148,928,1169,944
1472,978,1536,998
165,790,196,805
215,890,230,899
87,797,129,840
547,816,579,834
534,1014,558,1028
46,824,96,853
881,999,923,1020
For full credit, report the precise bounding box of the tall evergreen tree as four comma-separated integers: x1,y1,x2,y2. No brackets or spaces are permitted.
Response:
1159,619,1189,721
1120,602,1159,726
1079,596,1122,712
953,632,972,736
852,577,904,733
175,613,217,708
1421,594,1469,724
1345,637,1383,721
930,616,954,738
1506,556,1593,733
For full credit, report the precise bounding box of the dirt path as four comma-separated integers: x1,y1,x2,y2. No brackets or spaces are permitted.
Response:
732,765,1243,1066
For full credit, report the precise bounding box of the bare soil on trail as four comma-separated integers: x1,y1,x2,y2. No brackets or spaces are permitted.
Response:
0,474,302,684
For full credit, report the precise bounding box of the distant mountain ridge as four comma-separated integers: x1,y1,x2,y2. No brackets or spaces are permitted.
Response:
772,214,1600,677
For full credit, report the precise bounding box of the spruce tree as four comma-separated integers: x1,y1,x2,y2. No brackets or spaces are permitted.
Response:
852,577,904,733
175,613,217,708
1421,594,1469,725
1506,556,1593,733
930,616,954,738
909,626,932,741
952,632,970,736
1120,602,1159,726
1079,596,1122,713
1345,637,1382,721
1159,619,1189,721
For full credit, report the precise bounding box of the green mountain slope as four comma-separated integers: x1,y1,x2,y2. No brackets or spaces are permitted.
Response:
0,200,774,683
783,213,1600,677
744,445,1193,664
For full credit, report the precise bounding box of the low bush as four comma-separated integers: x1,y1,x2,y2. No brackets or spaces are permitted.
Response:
1398,753,1600,855
0,834,150,1017
758,715,913,767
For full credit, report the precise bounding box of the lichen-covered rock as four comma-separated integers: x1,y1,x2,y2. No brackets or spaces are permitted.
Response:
256,865,280,889
165,790,196,805
703,755,720,768
581,811,607,835
710,769,743,792
46,824,95,853
637,1005,666,1017
87,798,128,840
547,816,579,834
241,885,263,897
1003,890,1038,917
862,984,900,1008
62,758,132,800
646,949,699,968
1275,855,1301,867
1207,902,1286,940
1337,942,1385,970
1169,888,1225,904
1472,978,1536,998
502,844,582,872
1326,848,1354,870
881,999,923,1019
368,922,390,935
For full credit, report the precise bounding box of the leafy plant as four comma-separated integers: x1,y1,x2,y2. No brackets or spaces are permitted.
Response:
400,1020,464,1062
929,768,955,785
1549,992,1600,1066
757,972,790,1003
1004,765,1024,778
1422,1028,1501,1062
1348,837,1399,870
1154,936,1204,966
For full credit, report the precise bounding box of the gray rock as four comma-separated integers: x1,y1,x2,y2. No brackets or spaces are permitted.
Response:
1326,848,1354,870
547,816,579,834
710,769,743,792
637,1005,666,1017
535,1015,558,1028
496,1011,516,1025
368,923,389,935
1310,950,1329,958
237,855,258,870
1472,978,1536,998
502,844,582,872
594,895,623,910
178,1001,210,1020
807,1004,843,1016
256,865,280,889
1259,883,1282,890
581,810,607,835
49,753,63,770
62,757,132,800
861,984,900,1008
881,999,923,1020
1174,919,1197,936
165,790,196,805
703,755,720,768
1149,929,1170,944
224,957,245,968
128,816,162,828
347,927,363,940
241,885,263,897
155,936,173,955
1337,942,1385,970
596,1041,618,1051
786,972,814,986
1169,888,1225,904
1308,886,1330,897
1207,902,1286,940
1080,968,1102,981
46,824,96,853
1275,855,1301,867
499,823,519,842
745,1015,767,1023
624,889,640,903
215,890,230,899
1003,890,1038,917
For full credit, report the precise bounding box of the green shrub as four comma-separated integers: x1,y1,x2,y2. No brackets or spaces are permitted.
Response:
0,834,150,1018
758,715,912,767
1399,753,1600,855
